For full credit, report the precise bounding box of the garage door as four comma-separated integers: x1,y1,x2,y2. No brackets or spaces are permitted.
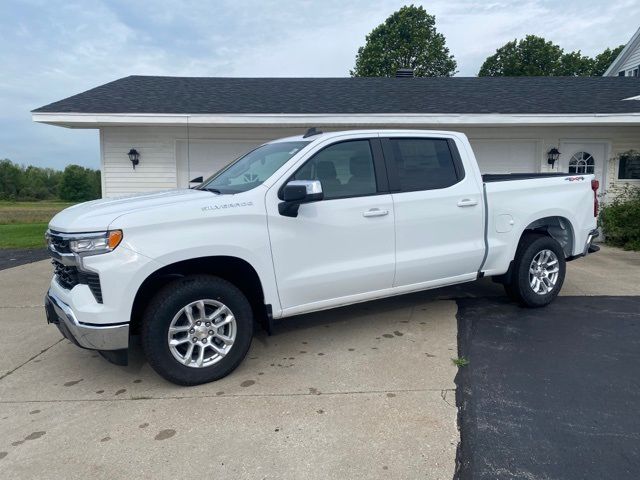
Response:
176,140,263,187
470,140,539,174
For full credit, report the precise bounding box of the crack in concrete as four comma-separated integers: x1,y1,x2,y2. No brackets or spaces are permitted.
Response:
0,386,455,404
0,338,64,382
440,388,456,408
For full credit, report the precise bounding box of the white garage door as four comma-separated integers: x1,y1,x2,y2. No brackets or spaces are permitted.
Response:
470,140,539,174
176,140,263,187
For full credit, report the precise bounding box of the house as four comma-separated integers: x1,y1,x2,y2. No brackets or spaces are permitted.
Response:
605,27,640,77
32,76,640,200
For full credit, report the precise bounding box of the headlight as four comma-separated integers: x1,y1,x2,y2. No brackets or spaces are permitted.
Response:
69,230,123,255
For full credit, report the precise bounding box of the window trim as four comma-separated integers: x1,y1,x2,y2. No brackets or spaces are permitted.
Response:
380,137,466,193
617,152,640,181
278,138,390,201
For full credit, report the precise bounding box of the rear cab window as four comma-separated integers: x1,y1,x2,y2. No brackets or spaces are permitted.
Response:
383,138,464,192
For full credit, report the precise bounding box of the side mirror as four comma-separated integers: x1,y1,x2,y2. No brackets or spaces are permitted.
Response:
278,180,323,217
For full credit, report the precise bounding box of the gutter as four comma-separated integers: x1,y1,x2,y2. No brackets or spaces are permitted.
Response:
31,112,640,129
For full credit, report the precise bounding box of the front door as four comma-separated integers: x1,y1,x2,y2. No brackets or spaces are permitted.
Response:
266,137,395,313
559,141,607,191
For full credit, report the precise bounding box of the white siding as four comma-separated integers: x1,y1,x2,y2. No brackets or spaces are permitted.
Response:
618,43,640,76
100,125,640,202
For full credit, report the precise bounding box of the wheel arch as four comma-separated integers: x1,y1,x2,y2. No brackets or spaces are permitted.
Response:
520,215,575,258
493,215,574,285
130,256,266,335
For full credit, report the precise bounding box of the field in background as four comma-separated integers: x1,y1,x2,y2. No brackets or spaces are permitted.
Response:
0,201,74,249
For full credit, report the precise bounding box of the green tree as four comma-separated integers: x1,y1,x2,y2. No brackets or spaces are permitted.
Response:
479,35,563,76
479,36,626,77
591,45,625,75
557,51,594,76
0,159,24,200
351,5,456,77
58,165,101,202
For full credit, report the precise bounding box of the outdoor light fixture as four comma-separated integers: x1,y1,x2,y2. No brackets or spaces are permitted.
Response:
547,147,560,168
128,148,140,169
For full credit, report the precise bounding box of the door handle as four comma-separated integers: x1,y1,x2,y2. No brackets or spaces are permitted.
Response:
457,199,478,207
363,208,389,218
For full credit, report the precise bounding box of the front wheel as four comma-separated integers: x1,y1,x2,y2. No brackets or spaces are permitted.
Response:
142,275,253,386
505,234,566,308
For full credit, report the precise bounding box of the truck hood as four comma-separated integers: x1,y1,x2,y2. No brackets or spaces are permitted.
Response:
49,189,213,232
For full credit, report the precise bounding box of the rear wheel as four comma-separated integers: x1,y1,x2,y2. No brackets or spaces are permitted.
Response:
142,275,253,386
505,234,566,308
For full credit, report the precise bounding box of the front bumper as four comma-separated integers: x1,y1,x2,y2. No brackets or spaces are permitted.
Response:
45,291,129,350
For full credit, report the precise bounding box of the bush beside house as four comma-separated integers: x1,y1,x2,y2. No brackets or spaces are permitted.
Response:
600,185,640,251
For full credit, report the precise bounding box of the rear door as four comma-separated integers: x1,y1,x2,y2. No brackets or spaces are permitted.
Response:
266,135,396,313
382,135,485,287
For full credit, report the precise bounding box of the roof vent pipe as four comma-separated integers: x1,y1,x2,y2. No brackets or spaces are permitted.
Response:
395,68,414,78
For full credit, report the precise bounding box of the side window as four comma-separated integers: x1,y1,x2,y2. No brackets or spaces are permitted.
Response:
293,140,377,199
390,138,459,191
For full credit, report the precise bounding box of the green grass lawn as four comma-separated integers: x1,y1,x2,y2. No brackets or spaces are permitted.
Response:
0,223,49,249
0,201,75,249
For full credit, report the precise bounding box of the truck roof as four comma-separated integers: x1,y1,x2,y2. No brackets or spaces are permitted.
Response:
268,129,464,144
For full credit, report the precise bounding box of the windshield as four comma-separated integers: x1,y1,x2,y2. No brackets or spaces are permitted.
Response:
199,141,310,194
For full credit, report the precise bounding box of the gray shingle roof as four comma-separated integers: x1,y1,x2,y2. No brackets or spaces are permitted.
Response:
33,75,640,115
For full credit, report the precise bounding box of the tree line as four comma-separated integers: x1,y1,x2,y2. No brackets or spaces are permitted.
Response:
351,5,624,78
0,159,101,202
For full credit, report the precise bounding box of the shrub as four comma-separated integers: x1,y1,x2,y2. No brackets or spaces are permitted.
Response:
599,185,640,251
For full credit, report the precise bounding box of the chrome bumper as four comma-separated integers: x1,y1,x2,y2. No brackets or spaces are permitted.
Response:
44,291,129,351
583,228,600,256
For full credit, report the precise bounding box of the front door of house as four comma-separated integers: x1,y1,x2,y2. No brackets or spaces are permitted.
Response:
559,141,607,192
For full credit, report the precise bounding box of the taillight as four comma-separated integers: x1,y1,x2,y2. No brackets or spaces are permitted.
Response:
591,179,599,217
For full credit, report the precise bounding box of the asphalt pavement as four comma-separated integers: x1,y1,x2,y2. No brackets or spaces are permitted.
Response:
455,296,640,480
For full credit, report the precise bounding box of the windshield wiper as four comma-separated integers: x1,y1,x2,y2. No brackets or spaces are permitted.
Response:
202,187,223,194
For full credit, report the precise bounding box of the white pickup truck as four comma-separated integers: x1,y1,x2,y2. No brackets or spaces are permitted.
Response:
44,129,599,385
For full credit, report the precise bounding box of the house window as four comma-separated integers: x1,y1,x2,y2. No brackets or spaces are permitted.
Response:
618,152,640,180
568,152,595,174
618,71,626,76
634,68,640,77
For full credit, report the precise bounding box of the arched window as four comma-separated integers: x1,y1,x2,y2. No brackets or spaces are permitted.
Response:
568,152,595,174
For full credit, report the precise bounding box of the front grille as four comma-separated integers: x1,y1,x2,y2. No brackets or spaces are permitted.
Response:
48,231,71,253
52,260,103,304
52,260,79,290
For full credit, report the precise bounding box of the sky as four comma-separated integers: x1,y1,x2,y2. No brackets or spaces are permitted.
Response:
1,0,639,170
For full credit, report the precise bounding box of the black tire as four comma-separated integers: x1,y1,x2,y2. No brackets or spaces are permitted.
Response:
142,275,253,386
505,233,566,308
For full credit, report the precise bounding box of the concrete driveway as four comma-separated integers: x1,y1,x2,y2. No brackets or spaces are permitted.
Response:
0,245,638,479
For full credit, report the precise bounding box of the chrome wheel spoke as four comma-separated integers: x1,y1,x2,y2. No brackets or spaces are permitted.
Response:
169,337,190,346
215,315,234,328
210,343,227,357
208,306,224,320
184,305,195,325
215,333,234,345
169,325,191,334
196,344,206,367
182,343,194,365
195,300,206,320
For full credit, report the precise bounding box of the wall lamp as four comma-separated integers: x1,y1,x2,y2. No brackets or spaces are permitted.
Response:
128,148,140,170
547,147,560,168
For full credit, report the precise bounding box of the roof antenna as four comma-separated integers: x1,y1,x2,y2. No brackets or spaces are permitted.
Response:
303,127,323,138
